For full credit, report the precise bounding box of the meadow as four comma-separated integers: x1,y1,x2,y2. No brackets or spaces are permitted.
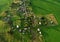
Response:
31,0,60,42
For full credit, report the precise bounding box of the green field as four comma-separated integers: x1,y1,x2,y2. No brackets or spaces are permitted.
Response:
0,0,60,42
31,0,60,42
0,0,12,13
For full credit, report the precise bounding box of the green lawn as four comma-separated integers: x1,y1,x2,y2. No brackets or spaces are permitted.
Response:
31,0,60,42
0,0,60,42
0,0,12,13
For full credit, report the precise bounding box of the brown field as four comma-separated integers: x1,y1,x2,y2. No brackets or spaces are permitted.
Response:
46,14,58,25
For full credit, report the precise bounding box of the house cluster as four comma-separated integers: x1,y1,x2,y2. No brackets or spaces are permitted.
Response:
2,0,56,38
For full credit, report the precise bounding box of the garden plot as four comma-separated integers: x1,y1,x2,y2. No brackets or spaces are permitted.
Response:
46,14,58,25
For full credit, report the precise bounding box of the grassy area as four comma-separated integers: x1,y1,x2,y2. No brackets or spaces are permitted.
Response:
31,0,60,42
0,0,12,13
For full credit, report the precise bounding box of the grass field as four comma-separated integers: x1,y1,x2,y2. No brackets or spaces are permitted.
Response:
0,0,60,42
0,0,12,13
31,0,60,42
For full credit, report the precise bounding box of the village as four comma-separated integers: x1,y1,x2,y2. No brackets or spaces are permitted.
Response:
0,0,58,42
